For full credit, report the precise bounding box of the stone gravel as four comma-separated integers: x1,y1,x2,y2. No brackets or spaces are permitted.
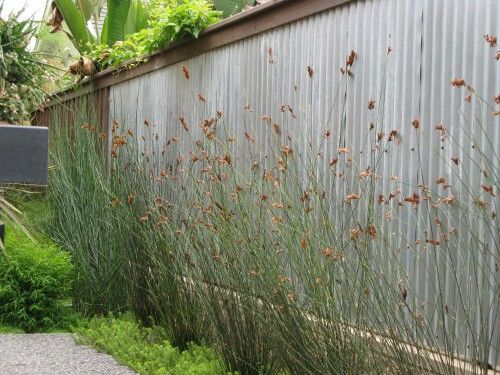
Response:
0,333,137,375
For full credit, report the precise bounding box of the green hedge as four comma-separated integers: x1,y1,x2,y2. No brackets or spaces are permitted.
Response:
0,227,74,332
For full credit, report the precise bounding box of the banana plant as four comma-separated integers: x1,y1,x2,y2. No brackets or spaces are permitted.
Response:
48,0,149,53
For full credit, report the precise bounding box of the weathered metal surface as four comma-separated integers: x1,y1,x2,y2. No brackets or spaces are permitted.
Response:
107,0,499,366
36,0,499,368
0,125,49,185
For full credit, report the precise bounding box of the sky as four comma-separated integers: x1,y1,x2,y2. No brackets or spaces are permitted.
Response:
1,0,47,20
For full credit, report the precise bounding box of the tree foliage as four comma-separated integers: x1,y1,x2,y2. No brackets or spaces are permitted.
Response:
0,6,50,124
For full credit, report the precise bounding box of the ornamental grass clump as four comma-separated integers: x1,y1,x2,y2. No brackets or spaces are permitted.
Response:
49,107,150,316
48,34,499,374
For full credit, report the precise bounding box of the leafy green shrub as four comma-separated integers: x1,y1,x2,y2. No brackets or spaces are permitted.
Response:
75,313,233,375
0,226,74,332
87,0,221,70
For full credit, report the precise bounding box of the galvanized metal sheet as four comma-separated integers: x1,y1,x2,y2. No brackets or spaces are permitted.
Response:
108,0,499,366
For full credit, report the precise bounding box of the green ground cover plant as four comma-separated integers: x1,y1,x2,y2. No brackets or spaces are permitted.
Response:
75,313,234,375
0,225,75,332
0,324,24,333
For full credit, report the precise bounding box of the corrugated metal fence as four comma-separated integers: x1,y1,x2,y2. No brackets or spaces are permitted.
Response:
38,0,499,368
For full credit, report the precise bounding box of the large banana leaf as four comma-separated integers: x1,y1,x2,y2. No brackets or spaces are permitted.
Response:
76,0,102,21
53,0,96,53
124,0,148,37
103,0,148,46
105,0,131,46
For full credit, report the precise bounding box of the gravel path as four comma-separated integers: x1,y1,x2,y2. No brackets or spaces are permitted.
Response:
0,333,137,375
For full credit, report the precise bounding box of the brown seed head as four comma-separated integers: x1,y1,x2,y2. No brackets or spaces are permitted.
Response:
182,65,190,79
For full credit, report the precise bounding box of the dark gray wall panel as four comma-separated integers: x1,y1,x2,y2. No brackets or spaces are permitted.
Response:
0,125,49,185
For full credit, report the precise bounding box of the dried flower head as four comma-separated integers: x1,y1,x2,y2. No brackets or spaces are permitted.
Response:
307,66,313,77
436,177,447,185
300,237,308,250
281,145,293,157
350,226,362,241
451,78,466,87
475,199,488,209
404,192,420,207
359,167,371,178
481,185,495,196
346,193,360,202
426,239,440,246
268,47,274,63
321,247,342,261
272,216,283,224
484,34,497,47
112,135,127,147
178,117,188,132
442,196,456,204
261,115,272,123
346,50,357,67
182,65,190,79
245,132,255,143
367,224,377,239
388,130,400,142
